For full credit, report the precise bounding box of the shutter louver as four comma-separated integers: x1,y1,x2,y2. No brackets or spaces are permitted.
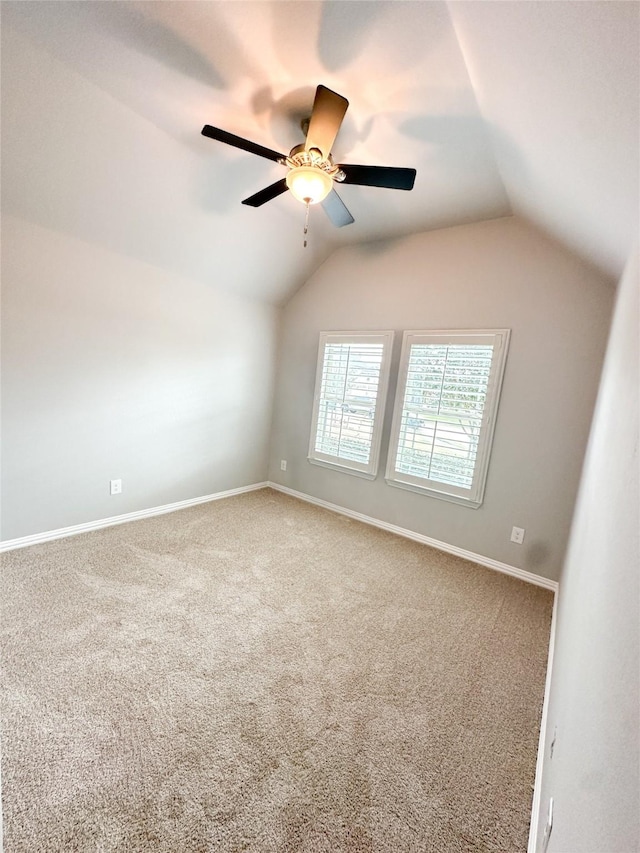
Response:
315,342,384,464
309,332,393,478
394,344,493,489
386,330,510,507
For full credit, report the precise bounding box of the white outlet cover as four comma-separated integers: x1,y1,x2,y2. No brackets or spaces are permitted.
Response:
110,479,122,495
511,526,525,544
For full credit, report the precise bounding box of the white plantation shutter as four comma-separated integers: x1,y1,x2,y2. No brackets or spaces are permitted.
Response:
309,332,393,478
386,330,510,507
395,343,493,487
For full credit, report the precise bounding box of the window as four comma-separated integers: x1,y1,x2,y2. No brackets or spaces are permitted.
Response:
309,331,394,478
386,329,510,507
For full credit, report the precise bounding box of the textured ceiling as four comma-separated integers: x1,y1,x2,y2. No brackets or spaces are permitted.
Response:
1,1,638,303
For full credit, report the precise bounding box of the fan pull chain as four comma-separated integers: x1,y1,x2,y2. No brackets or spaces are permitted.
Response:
303,200,310,248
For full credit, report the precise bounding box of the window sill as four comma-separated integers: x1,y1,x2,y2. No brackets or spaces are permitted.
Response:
385,477,483,508
308,456,377,480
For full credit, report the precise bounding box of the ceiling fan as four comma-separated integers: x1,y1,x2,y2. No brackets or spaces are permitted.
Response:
201,84,416,231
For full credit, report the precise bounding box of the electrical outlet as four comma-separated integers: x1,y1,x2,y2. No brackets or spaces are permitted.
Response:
110,479,122,495
510,526,525,544
542,797,554,853
280,460,287,471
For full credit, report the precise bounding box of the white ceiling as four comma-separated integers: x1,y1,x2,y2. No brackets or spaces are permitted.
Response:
1,1,638,303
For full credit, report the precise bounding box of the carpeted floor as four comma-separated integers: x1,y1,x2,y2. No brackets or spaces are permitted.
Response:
0,488,553,852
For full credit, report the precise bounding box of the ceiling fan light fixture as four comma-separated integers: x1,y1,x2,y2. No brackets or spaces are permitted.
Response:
202,83,417,225
285,165,333,205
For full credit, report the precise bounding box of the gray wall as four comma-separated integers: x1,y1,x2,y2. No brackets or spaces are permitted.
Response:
1,215,278,540
268,217,614,581
538,247,639,851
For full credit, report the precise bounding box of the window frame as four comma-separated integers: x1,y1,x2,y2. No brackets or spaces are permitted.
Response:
308,330,394,479
385,328,510,508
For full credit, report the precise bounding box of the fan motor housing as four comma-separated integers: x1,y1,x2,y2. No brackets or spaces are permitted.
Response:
283,145,345,182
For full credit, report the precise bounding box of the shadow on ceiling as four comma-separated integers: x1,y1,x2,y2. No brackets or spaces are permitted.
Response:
316,0,388,71
1,0,226,91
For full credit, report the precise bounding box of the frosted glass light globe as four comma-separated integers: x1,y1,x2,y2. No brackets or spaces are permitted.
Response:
285,165,333,205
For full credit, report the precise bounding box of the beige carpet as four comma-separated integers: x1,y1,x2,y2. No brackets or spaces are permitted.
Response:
1,488,552,852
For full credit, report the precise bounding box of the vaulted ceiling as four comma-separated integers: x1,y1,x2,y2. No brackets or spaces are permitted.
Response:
2,1,638,303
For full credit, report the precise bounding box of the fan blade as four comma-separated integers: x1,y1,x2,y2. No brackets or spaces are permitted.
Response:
201,125,285,163
242,179,288,208
305,85,349,160
322,189,354,228
339,164,416,190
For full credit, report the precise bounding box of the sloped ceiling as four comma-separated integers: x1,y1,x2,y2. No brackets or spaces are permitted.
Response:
449,0,639,280
1,1,638,304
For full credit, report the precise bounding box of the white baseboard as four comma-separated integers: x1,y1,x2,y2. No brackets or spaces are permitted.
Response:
268,482,559,592
2,478,559,593
527,590,558,853
0,482,269,552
